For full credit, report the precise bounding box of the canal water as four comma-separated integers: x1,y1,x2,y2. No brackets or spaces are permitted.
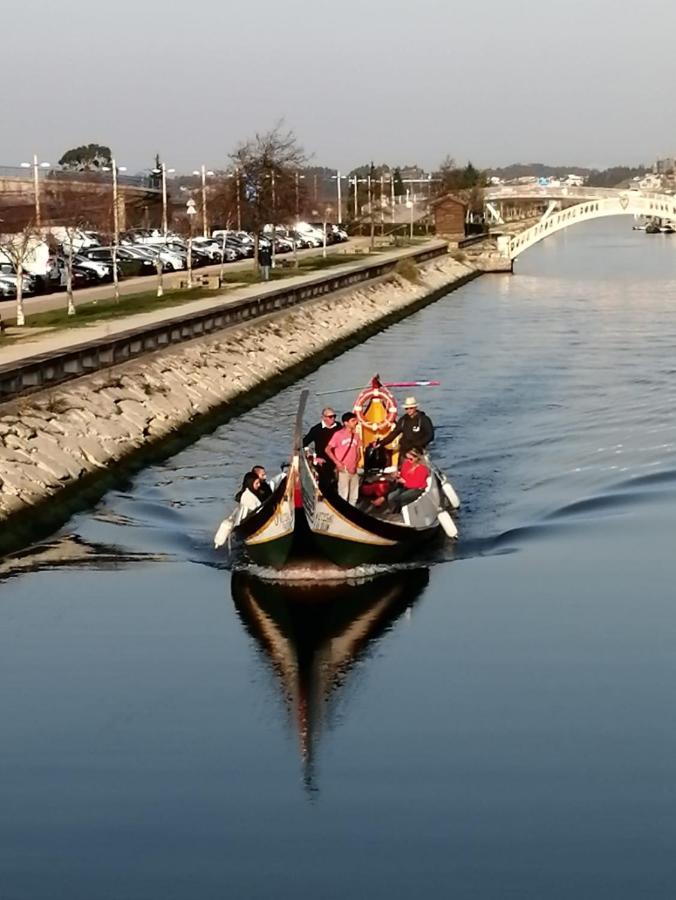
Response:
3,218,676,898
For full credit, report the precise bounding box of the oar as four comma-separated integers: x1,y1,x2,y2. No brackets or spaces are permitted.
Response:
318,380,440,396
214,512,236,549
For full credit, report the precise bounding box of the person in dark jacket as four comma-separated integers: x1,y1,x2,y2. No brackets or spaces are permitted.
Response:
259,244,272,281
303,407,340,489
382,396,434,456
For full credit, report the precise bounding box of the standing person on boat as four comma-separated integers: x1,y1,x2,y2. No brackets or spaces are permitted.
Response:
381,396,434,456
303,407,340,487
325,412,363,505
384,448,430,513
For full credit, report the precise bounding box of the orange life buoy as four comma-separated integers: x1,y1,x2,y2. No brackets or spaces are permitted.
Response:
353,384,398,437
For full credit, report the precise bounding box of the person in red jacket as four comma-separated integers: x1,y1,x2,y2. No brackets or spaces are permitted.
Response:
386,448,430,513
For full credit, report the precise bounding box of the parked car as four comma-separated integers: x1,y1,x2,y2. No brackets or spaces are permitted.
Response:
79,246,155,277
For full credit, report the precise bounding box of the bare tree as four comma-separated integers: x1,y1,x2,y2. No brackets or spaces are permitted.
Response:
0,224,40,326
230,123,306,266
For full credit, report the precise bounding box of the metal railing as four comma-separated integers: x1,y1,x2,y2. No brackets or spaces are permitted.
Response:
0,165,159,191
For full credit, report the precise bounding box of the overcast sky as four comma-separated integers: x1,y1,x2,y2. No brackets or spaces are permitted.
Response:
5,0,674,174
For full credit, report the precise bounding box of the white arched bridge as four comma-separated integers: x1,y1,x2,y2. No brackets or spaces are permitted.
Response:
493,189,676,262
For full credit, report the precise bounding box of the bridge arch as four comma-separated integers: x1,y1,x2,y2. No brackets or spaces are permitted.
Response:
508,193,676,260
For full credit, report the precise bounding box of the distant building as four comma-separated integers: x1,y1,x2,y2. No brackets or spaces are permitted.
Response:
655,158,675,175
431,194,468,239
564,174,585,186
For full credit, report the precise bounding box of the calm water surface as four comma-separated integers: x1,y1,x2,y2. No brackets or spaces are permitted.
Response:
3,219,676,898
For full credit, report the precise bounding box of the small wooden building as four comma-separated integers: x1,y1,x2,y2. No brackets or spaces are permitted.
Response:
431,194,468,240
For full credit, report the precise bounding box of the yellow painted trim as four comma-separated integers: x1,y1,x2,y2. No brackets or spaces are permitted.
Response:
316,497,397,547
247,527,294,547
246,492,293,542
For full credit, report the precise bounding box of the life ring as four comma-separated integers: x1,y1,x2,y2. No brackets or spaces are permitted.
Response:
353,385,398,435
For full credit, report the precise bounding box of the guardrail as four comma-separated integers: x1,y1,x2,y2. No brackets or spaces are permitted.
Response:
0,242,448,402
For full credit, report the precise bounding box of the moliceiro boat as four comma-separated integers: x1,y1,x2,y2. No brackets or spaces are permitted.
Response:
215,378,460,569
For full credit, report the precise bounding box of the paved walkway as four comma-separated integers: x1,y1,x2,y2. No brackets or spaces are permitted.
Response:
0,240,445,369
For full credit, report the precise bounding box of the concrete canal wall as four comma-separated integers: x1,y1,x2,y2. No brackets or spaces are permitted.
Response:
0,253,478,545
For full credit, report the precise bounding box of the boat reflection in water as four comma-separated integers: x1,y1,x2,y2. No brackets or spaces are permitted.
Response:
231,566,430,790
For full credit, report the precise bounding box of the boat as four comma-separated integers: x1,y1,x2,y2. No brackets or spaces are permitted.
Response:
646,219,662,234
231,566,430,788
298,377,459,567
214,392,308,568
660,221,675,234
216,378,459,569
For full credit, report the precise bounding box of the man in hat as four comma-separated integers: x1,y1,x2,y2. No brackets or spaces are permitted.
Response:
381,396,434,457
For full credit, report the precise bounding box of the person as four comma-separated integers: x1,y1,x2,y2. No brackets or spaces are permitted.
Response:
325,411,363,505
386,448,430,514
259,244,272,281
381,396,434,457
303,407,340,487
251,465,273,502
236,472,262,522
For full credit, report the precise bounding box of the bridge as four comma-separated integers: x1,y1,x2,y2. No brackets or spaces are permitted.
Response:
485,186,676,263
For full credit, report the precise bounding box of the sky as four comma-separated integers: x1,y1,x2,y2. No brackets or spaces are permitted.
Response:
4,0,675,175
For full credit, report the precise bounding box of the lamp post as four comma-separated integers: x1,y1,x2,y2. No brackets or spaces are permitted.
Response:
186,198,197,288
331,171,343,225
380,173,385,235
295,171,306,222
103,159,127,300
406,192,414,240
192,165,215,237
152,162,176,239
323,206,332,258
20,154,50,227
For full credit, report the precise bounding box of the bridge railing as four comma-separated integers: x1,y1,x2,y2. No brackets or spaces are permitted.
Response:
0,165,159,191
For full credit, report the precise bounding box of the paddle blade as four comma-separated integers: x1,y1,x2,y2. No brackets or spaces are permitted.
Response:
214,518,234,549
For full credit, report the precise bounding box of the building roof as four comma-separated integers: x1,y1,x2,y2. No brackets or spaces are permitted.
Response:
430,192,469,210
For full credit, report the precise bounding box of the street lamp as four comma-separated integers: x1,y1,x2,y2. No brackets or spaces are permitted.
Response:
192,165,215,237
331,171,344,225
323,206,333,257
102,159,128,300
295,171,306,222
186,198,197,288
405,193,414,240
20,154,50,227
152,162,176,238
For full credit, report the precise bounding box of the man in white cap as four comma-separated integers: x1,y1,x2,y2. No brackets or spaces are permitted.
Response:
381,396,434,457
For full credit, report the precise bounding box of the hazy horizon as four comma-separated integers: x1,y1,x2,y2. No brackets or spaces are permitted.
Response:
5,0,674,174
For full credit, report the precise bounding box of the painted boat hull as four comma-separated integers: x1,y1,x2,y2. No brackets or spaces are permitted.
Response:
234,474,296,568
299,451,443,568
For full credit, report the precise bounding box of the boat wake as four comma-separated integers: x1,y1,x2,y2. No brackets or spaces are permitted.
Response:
237,559,426,585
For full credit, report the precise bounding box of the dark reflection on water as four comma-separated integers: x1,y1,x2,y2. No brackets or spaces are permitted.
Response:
3,219,676,897
232,568,430,792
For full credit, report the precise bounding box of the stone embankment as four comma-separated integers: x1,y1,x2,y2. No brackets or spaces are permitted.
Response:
0,255,475,534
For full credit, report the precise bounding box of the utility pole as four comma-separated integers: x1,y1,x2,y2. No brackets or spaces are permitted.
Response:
20,154,50,227
236,168,242,231
111,158,121,300
336,171,342,224
380,174,385,235
152,161,175,238
192,164,214,237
